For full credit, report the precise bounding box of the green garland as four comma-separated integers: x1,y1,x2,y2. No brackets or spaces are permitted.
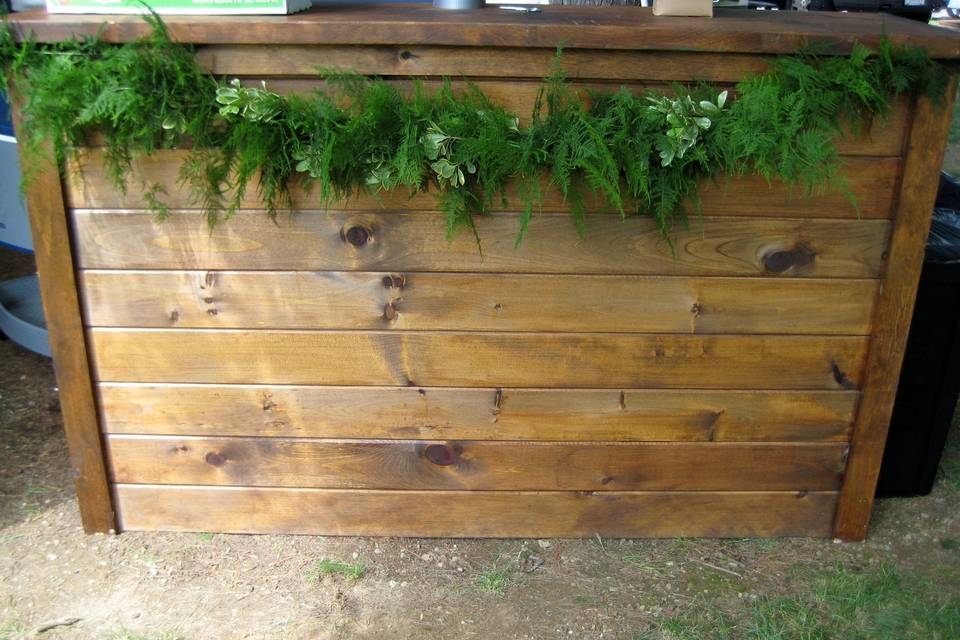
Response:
0,12,950,245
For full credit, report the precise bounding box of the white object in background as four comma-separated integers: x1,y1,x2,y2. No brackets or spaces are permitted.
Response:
45,0,312,16
652,0,712,15
0,136,32,252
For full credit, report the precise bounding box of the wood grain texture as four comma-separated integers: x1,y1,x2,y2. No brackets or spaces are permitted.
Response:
98,384,858,442
64,150,899,218
72,210,890,278
105,436,848,491
10,98,115,534
197,46,770,82
88,329,869,389
834,79,959,541
9,6,959,58
114,485,839,537
78,271,879,335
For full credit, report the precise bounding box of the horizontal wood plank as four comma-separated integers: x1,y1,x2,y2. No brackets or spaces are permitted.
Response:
78,271,879,335
197,45,770,83
11,6,959,59
106,436,848,491
88,330,869,389
114,485,839,537
98,384,858,442
72,211,890,278
65,150,899,218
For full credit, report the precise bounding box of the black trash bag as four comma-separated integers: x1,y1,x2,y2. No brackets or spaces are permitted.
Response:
927,208,960,264
937,172,960,211
926,173,960,264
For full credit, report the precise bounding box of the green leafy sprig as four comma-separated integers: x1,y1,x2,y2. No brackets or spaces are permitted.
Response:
0,13,950,245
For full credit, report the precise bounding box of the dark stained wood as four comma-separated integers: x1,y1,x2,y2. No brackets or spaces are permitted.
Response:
8,7,960,58
10,4,955,539
833,80,959,541
98,384,858,442
64,150,901,218
114,485,839,537
88,329,869,389
9,99,115,534
78,270,879,335
72,210,890,278
198,46,770,82
105,436,848,491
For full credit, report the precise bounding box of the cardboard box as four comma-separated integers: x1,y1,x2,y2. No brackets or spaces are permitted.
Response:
46,0,312,15
652,0,713,16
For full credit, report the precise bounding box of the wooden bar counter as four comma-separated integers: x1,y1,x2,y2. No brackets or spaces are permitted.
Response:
8,5,960,540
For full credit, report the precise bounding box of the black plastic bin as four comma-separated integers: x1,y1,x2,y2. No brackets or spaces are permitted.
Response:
877,175,960,497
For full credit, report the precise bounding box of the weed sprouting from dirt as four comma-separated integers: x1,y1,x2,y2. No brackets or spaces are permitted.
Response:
0,618,28,640
472,560,515,596
309,558,367,581
108,631,184,640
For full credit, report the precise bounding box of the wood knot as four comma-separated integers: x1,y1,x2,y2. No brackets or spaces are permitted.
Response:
762,243,817,274
423,443,459,466
205,451,226,467
169,310,180,323
601,476,614,485
690,303,703,317
342,225,371,247
383,301,398,321
830,361,857,390
382,275,406,289
398,50,416,61
261,393,277,411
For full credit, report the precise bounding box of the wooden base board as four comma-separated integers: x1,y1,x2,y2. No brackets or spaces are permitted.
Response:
114,485,838,538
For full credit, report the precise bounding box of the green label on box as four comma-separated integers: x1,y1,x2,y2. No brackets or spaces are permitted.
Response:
47,0,302,14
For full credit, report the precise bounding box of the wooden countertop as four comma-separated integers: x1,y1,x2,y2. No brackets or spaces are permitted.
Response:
8,5,960,58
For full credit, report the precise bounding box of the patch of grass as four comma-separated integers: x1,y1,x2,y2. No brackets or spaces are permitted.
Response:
722,537,779,553
622,553,670,579
108,631,183,640
0,618,28,640
660,598,738,640
657,563,960,640
308,558,366,581
938,423,960,491
941,538,959,551
472,561,515,596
